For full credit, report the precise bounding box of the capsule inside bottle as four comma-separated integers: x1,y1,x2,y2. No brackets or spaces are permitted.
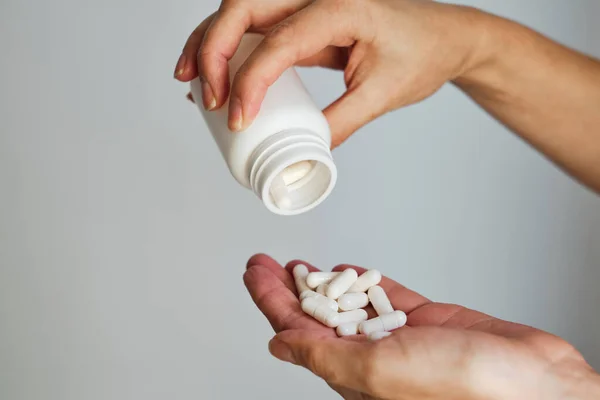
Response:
269,160,333,212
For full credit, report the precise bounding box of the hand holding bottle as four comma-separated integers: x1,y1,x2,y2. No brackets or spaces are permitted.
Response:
175,0,600,192
174,0,486,148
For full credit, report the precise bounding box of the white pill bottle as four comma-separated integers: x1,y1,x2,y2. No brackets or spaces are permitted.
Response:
190,34,337,216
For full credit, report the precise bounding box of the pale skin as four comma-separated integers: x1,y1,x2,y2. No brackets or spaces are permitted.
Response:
243,254,600,400
174,0,600,398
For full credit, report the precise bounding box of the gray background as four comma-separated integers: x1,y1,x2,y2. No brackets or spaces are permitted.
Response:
1,0,599,399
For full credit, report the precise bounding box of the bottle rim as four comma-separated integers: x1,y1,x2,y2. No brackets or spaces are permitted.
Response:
249,129,337,216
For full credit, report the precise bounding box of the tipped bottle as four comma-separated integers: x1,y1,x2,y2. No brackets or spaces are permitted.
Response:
190,34,337,216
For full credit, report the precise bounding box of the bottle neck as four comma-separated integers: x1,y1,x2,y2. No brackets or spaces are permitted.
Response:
249,129,337,216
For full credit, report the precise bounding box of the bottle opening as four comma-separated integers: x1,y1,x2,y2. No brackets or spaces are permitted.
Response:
249,129,337,215
268,160,333,212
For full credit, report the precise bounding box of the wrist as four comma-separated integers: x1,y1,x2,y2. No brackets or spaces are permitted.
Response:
468,351,600,400
451,7,523,90
444,6,501,83
551,362,600,400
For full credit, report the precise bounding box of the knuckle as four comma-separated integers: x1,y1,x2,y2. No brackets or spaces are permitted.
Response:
325,0,355,13
232,67,254,93
220,0,242,8
197,33,218,61
196,50,214,76
266,20,297,47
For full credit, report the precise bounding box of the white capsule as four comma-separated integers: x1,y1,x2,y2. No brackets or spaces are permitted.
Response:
293,264,311,298
337,309,368,325
301,297,340,328
347,269,382,293
281,160,313,186
336,321,360,337
306,272,340,289
368,331,392,341
316,283,329,296
299,290,338,311
316,293,338,311
359,311,407,335
337,292,369,311
299,290,316,301
326,269,359,299
368,286,394,316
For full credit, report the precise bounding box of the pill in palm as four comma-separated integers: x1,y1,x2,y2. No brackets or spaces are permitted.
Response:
299,290,338,311
337,292,369,311
368,331,392,341
336,321,361,337
293,264,311,297
316,294,339,311
347,269,382,293
368,285,394,316
299,290,317,301
294,267,401,333
316,283,329,296
301,297,340,328
306,272,340,289
359,311,407,335
326,269,359,299
337,309,368,326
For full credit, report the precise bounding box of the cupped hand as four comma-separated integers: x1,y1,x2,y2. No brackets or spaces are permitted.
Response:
243,254,596,400
175,0,488,148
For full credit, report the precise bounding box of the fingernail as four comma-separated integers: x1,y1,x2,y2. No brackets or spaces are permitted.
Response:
269,339,296,364
229,96,244,132
201,80,216,110
174,54,186,78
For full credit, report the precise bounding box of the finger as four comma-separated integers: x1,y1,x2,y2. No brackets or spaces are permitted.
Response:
324,82,387,149
270,329,371,391
295,46,349,70
284,259,325,297
246,253,282,270
246,253,296,293
174,13,217,82
284,259,322,276
331,265,431,313
197,5,254,111
228,1,356,131
243,265,331,333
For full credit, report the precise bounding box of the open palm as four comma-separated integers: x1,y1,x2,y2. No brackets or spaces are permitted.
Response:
243,254,590,400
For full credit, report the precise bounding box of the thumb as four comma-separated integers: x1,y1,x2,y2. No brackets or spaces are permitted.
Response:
323,83,386,149
269,330,371,391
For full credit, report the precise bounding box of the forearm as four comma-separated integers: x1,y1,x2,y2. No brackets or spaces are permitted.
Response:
555,364,600,400
455,10,600,193
573,371,600,400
